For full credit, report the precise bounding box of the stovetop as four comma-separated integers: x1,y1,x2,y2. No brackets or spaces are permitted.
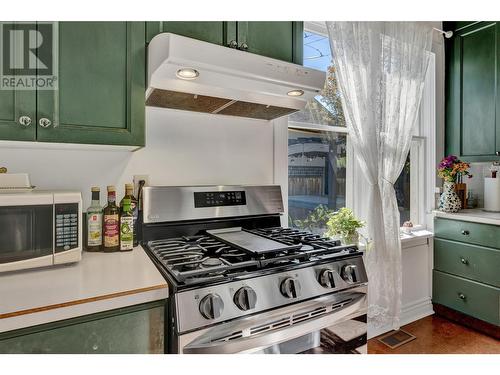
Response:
145,227,360,289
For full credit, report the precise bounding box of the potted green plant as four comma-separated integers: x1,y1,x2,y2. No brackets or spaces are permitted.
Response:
325,207,365,245
290,204,334,235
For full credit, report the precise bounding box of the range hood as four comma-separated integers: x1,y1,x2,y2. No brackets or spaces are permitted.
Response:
147,33,326,120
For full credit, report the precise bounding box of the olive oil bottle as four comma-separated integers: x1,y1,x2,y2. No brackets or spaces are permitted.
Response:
120,183,138,246
120,198,134,251
103,186,120,252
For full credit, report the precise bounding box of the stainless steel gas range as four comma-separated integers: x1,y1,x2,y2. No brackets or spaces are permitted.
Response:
140,185,368,354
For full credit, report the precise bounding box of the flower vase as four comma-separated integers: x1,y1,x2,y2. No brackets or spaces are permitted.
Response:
439,181,462,213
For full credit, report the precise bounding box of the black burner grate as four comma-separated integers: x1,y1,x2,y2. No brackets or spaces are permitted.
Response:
145,227,357,286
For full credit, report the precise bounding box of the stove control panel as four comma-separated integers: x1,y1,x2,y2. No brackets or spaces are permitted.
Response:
194,191,246,208
175,255,368,333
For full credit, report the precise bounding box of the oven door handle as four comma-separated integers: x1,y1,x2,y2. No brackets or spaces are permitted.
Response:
182,292,367,354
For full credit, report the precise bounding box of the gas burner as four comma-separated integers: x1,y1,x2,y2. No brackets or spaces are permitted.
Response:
201,257,224,268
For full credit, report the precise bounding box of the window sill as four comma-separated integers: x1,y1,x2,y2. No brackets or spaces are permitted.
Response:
400,229,433,247
356,229,433,251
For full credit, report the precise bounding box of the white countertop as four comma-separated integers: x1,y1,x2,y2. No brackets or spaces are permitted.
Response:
434,209,500,226
0,246,168,333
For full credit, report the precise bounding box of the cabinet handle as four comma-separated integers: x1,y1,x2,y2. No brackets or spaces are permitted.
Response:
18,116,32,127
239,42,249,51
39,118,52,128
496,151,500,156
458,293,466,300
227,40,238,49
460,257,469,265
461,230,469,236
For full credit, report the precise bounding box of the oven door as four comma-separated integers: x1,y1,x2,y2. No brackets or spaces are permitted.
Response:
0,194,54,273
179,285,367,354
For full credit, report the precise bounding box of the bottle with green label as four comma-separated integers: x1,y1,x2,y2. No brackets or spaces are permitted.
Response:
120,183,139,246
120,197,134,251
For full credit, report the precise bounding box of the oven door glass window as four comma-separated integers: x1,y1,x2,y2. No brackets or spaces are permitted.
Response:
0,205,53,264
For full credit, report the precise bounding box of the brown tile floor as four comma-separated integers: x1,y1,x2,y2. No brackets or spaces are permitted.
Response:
368,315,500,354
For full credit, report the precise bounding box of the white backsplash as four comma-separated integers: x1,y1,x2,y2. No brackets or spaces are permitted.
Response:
464,162,498,208
0,107,276,208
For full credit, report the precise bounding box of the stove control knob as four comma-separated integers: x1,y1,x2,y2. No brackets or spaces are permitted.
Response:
341,264,358,284
318,269,336,288
199,293,224,320
233,286,257,311
280,277,301,299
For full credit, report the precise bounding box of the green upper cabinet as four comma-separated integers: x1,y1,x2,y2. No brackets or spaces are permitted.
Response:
0,21,145,147
445,21,500,161
146,21,303,64
146,21,226,45
36,22,145,146
233,21,303,64
0,23,36,141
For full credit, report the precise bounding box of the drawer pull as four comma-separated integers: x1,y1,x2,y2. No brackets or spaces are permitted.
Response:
458,293,466,300
460,257,469,265
461,230,470,236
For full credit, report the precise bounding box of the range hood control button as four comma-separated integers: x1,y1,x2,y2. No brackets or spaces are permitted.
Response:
199,293,224,320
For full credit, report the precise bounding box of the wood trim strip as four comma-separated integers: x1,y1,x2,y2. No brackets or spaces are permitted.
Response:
0,283,168,320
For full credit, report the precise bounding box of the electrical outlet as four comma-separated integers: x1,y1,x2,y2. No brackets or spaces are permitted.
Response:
133,174,150,196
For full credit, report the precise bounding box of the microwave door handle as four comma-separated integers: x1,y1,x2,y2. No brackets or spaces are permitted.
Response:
182,293,367,354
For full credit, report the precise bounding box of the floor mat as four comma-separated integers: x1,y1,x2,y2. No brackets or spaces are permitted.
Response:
377,329,416,349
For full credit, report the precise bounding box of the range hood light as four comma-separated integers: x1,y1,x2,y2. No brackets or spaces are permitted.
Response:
176,68,199,80
287,89,304,97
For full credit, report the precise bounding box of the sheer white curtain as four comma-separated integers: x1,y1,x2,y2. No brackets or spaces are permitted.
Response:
325,22,432,331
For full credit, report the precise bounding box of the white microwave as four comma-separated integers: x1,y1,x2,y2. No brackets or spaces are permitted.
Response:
0,190,82,273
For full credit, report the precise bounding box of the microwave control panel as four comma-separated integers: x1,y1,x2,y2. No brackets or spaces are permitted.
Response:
54,203,79,252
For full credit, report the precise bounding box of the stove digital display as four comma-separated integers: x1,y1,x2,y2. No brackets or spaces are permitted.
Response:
194,191,246,208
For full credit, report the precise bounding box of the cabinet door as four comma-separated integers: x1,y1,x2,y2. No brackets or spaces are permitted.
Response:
36,22,145,146
446,22,499,161
0,22,36,141
0,301,165,354
236,22,303,64
146,22,226,45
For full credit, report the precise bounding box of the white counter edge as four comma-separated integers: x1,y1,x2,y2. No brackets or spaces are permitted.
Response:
0,286,168,334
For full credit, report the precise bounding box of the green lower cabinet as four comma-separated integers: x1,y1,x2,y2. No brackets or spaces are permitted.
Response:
434,217,500,249
0,301,165,354
36,22,146,146
434,238,500,287
433,270,500,326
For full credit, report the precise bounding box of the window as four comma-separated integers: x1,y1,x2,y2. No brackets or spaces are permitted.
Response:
288,24,433,233
288,130,347,232
288,30,348,234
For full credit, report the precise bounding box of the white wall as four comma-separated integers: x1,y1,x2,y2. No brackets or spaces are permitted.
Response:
0,107,275,208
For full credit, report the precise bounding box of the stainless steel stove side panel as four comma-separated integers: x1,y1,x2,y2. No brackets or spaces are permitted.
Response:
177,285,367,354
175,256,367,333
143,185,284,224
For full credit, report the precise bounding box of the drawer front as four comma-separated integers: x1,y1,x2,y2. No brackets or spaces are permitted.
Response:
434,217,500,249
434,238,500,287
433,270,500,326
